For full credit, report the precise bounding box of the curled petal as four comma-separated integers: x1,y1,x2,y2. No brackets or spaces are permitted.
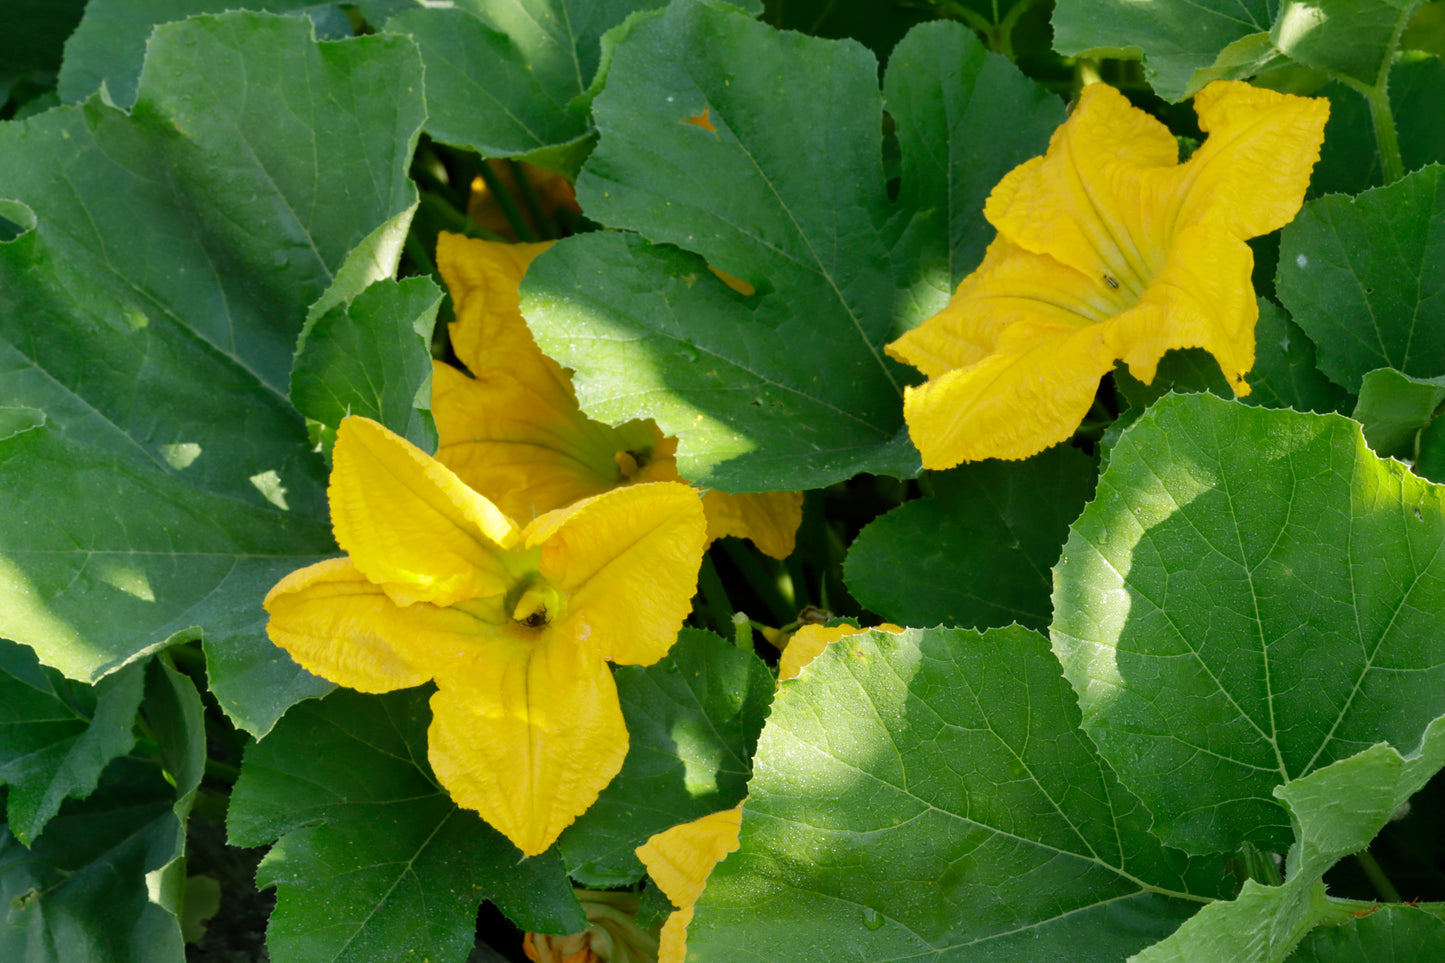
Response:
902,324,1117,467
636,807,743,963
701,489,803,559
436,232,555,380
1170,81,1331,239
526,482,708,666
264,557,491,692
428,633,628,857
330,417,520,607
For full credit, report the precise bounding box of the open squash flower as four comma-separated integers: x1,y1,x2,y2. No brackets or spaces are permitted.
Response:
432,232,802,558
886,80,1329,467
264,416,707,857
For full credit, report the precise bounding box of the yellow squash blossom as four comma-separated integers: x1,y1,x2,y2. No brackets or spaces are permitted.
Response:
886,80,1329,467
635,807,744,963
264,416,707,857
432,232,802,558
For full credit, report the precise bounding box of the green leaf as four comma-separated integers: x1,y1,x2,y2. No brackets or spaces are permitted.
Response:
1310,57,1445,197
1135,715,1445,962
1051,0,1274,102
386,0,662,173
1245,299,1355,415
1277,164,1445,393
687,625,1229,962
292,275,442,459
524,9,1063,491
0,406,44,442
1,756,189,963
1269,0,1418,88
228,688,585,957
57,0,355,109
0,640,145,844
138,656,207,933
557,628,774,886
1287,906,1445,961
1352,367,1445,460
0,12,425,733
1052,393,1445,856
843,444,1095,632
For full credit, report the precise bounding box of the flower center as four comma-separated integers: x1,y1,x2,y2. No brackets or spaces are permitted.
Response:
505,574,566,631
614,448,649,481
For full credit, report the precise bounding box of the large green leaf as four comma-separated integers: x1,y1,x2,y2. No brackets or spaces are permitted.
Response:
1310,57,1445,197
686,625,1230,962
843,444,1095,632
1286,906,1445,961
0,756,190,963
1352,367,1445,461
1052,394,1445,856
0,12,426,734
1052,0,1275,102
228,688,585,959
523,7,1064,491
385,0,663,172
0,640,144,844
56,0,355,109
557,628,773,886
1135,714,1445,962
1268,0,1420,87
1277,164,1445,393
1053,0,1420,101
291,275,442,459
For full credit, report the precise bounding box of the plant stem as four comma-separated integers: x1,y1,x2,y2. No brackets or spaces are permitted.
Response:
1355,850,1403,903
696,553,735,634
1365,84,1405,185
474,159,539,242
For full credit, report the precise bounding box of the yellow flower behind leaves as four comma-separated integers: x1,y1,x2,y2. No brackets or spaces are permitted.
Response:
636,623,902,960
636,807,744,963
886,80,1329,467
432,232,802,558
264,416,707,857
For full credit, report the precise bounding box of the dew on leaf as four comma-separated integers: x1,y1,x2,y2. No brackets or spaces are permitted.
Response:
861,907,883,930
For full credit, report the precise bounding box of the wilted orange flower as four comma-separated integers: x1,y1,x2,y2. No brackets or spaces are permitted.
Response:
264,416,706,856
432,232,801,557
886,80,1328,467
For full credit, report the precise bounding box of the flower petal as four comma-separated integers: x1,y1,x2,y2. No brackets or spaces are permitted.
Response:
1106,222,1258,391
433,359,636,521
1167,81,1330,240
985,83,1179,284
635,806,743,963
330,416,520,607
779,622,903,682
427,633,628,857
701,489,803,559
263,557,492,691
436,233,555,379
902,323,1117,467
887,237,1117,378
525,482,707,666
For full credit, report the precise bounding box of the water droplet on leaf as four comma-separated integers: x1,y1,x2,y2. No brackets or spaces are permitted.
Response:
861,907,883,930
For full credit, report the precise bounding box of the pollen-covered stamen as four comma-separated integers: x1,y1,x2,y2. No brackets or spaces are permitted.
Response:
614,448,649,481
511,587,552,628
